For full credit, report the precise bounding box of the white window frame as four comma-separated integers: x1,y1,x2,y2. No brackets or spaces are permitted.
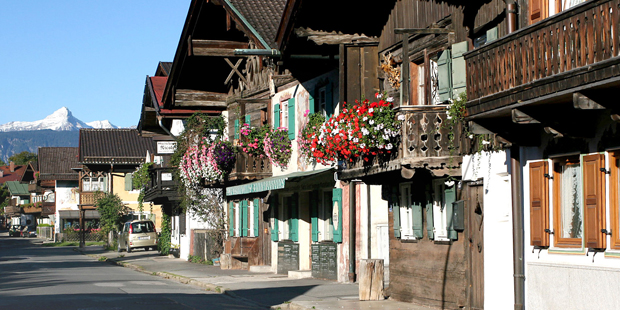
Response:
318,86,327,116
280,99,288,130
432,179,450,241
83,177,105,192
279,195,291,240
248,200,255,237
319,190,334,241
399,183,416,240
234,202,240,237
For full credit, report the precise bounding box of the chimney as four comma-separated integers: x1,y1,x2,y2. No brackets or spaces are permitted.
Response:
10,161,15,172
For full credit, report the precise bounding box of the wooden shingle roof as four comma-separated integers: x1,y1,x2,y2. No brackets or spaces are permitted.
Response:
228,0,286,48
38,147,80,181
79,129,155,165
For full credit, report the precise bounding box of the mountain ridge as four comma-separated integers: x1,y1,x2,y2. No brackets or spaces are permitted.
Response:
0,107,117,132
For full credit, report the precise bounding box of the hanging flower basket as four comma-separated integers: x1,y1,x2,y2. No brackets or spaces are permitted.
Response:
264,127,292,169
179,138,236,188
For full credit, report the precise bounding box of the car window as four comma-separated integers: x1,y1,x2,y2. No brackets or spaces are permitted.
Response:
131,222,154,233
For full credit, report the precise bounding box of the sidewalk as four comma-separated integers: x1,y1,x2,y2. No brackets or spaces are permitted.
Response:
77,246,436,310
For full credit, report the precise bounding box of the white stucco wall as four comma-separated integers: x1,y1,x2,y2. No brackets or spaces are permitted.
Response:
463,150,514,310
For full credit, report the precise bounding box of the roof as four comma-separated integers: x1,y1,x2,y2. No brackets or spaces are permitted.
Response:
150,76,167,108
5,181,29,196
79,129,155,165
156,62,172,77
0,164,27,184
227,0,286,48
38,147,80,180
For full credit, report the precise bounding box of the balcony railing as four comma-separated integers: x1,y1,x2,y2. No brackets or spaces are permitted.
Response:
143,167,179,202
42,202,56,216
28,182,41,193
227,147,272,183
466,0,620,106
22,204,42,214
79,192,104,206
4,206,20,215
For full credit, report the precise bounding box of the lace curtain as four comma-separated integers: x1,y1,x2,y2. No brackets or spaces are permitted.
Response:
560,163,582,239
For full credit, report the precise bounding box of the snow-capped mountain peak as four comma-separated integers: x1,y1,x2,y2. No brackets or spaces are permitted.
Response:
0,107,117,132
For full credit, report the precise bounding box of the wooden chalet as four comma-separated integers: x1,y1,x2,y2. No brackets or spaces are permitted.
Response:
1,162,27,219
463,0,620,309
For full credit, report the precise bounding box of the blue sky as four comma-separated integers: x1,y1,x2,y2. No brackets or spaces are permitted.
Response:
0,1,190,128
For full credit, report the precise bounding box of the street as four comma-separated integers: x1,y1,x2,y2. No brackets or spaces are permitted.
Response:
0,232,264,310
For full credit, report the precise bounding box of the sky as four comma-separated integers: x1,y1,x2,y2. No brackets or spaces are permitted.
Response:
0,1,190,128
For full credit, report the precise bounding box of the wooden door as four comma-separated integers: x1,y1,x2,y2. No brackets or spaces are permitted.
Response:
465,180,484,310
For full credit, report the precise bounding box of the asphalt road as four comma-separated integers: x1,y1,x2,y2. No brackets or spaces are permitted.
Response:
0,232,265,310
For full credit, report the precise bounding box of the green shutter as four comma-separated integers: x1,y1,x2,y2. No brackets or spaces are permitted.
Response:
445,185,458,240
309,89,316,115
332,188,343,243
325,83,333,117
391,186,400,238
274,103,280,128
290,194,299,242
426,190,435,240
311,191,319,242
253,198,260,237
271,196,279,241
245,114,251,127
241,200,248,237
234,119,240,140
451,41,469,98
412,201,424,239
486,27,498,43
438,49,453,103
229,202,234,237
288,98,296,140
124,173,133,191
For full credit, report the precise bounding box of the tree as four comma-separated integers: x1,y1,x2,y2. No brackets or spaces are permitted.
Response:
95,192,129,236
0,158,6,166
9,151,37,165
0,184,9,209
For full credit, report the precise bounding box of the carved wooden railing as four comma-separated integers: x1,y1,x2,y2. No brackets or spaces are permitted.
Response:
79,192,104,206
143,167,178,201
4,206,21,215
42,202,55,216
228,147,272,182
466,0,620,102
28,181,41,193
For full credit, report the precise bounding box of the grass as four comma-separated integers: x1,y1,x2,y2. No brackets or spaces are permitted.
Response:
41,241,106,247
98,256,108,262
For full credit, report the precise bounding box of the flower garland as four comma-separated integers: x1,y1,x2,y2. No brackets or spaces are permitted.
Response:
302,93,402,165
264,127,292,169
179,138,232,188
238,123,269,158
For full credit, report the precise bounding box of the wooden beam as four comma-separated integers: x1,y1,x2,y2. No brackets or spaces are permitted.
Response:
511,109,540,124
174,89,228,108
394,28,452,34
469,121,495,134
191,39,249,57
234,98,271,104
573,92,605,109
544,127,564,138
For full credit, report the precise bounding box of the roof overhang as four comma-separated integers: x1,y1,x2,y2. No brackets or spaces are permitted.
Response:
226,168,334,196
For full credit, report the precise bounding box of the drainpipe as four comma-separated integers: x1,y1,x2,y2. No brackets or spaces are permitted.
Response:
349,181,357,282
510,146,525,310
507,2,518,33
234,49,281,57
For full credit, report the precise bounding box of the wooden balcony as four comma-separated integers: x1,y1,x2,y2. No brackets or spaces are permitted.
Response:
143,167,179,204
79,192,104,207
227,147,272,183
28,182,41,193
42,202,55,216
22,204,42,214
4,206,21,216
339,106,469,181
466,0,620,117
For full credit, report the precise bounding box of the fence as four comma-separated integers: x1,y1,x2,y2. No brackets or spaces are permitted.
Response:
36,226,54,240
60,229,106,242
192,230,218,262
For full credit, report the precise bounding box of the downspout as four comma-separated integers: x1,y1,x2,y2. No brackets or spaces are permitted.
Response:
506,3,525,309
158,116,175,138
349,181,356,282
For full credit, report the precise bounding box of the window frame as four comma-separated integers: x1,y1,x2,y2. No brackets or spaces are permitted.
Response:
399,182,416,240
280,99,288,130
319,189,334,242
610,152,620,249
83,177,105,192
234,201,240,237
279,195,291,240
552,156,584,248
432,179,451,241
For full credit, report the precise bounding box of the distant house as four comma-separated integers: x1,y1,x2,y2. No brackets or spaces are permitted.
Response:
4,180,30,225
0,161,26,185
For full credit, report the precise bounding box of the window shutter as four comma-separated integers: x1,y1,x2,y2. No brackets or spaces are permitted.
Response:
309,89,316,115
271,196,279,241
391,186,401,238
332,188,343,243
529,161,550,247
245,114,251,127
234,119,240,140
530,0,544,24
451,41,469,98
426,190,435,239
311,191,319,242
229,202,234,237
437,49,453,103
274,103,280,128
241,200,248,237
412,201,424,239
253,198,260,237
124,173,133,191
583,154,606,249
325,83,334,117
290,194,299,242
288,98,296,140
445,185,458,240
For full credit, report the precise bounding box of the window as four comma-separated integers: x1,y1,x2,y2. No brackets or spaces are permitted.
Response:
319,190,334,241
125,173,136,191
318,87,327,116
279,195,298,241
280,99,288,130
553,157,583,247
432,179,458,241
611,153,620,249
530,0,588,24
399,183,416,240
83,177,105,192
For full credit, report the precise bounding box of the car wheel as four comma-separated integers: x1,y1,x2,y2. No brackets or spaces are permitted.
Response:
126,243,132,253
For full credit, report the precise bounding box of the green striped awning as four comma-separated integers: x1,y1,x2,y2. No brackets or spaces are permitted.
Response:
226,168,333,196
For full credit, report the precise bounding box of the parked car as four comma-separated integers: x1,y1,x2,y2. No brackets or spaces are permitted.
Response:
117,220,158,253
21,226,37,238
9,225,22,237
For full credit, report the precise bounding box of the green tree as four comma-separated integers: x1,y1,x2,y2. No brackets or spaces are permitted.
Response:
9,151,37,165
95,192,129,236
0,184,9,210
0,158,6,166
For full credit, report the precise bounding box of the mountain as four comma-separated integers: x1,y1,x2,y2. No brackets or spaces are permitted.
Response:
0,107,117,132
0,130,79,163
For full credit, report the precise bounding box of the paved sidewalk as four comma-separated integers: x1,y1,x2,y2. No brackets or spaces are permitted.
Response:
76,246,436,310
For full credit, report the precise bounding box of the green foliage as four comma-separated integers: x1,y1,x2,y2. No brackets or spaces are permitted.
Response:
8,151,37,165
95,192,130,235
188,254,213,265
158,212,172,255
0,184,9,209
0,158,5,166
133,162,153,213
171,113,227,168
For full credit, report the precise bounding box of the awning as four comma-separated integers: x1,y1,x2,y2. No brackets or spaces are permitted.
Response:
226,168,334,196
58,210,100,219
